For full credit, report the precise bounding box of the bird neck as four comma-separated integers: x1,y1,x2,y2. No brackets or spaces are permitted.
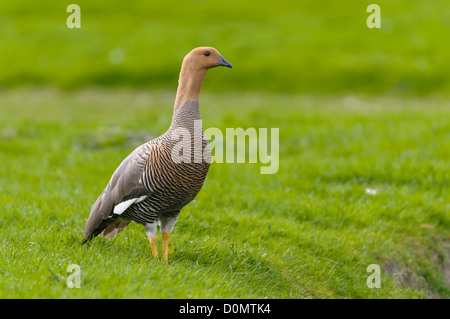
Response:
170,100,201,131
173,64,207,113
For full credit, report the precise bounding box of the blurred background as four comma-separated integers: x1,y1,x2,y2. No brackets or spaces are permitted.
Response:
0,0,449,95
0,1,449,298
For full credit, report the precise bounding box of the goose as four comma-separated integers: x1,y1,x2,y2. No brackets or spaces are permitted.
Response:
82,47,232,263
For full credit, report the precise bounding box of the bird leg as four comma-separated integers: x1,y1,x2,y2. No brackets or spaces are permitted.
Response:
148,235,158,258
161,231,171,263
145,222,158,259
158,215,178,263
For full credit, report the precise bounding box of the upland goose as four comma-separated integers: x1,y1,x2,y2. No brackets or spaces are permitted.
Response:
82,47,232,263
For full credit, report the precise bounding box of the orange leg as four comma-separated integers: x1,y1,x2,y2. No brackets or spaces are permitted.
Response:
162,231,171,263
148,235,158,259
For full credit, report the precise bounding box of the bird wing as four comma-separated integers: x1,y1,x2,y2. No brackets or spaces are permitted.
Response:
83,143,152,240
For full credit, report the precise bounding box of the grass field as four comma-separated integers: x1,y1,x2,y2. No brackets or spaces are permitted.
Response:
1,0,450,95
0,89,448,298
0,0,449,299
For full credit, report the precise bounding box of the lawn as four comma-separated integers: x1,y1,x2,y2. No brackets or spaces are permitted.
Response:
0,0,449,299
0,0,449,95
0,89,448,298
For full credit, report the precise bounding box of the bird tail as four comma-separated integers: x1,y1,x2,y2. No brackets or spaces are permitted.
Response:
81,221,131,245
81,234,93,245
99,221,131,239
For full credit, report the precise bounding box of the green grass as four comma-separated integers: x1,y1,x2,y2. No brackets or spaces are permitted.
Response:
0,0,449,299
0,89,448,298
0,0,449,94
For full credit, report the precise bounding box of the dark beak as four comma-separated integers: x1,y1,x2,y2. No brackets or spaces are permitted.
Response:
218,55,232,68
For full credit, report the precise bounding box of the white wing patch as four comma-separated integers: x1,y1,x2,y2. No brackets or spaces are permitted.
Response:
113,196,147,215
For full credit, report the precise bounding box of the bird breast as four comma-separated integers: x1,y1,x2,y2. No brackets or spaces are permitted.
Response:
140,126,211,212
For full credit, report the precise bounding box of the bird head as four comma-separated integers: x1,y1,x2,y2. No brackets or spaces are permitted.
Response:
183,47,232,70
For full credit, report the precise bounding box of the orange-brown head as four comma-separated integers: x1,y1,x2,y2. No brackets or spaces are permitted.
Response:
182,47,232,70
174,47,232,110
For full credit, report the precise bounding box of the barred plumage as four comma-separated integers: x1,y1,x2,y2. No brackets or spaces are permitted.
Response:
82,47,232,262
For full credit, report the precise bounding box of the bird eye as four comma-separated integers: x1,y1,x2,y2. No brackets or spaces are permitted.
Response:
204,52,210,56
